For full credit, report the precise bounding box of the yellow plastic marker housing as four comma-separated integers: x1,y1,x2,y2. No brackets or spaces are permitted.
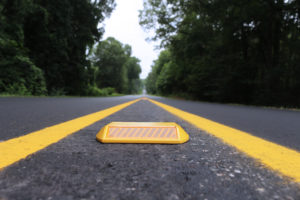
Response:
96,122,189,144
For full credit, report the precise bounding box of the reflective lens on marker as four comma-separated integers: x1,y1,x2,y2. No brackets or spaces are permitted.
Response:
108,127,177,139
96,122,189,144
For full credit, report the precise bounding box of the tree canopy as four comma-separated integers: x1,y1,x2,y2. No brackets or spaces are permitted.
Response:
91,37,142,94
141,0,300,107
0,0,143,96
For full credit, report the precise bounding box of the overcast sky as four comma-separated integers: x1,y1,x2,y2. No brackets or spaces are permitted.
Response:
103,0,161,79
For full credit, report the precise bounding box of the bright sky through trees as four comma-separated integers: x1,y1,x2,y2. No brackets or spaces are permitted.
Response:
103,0,160,79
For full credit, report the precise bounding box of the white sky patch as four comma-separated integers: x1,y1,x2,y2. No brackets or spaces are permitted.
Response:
103,0,161,79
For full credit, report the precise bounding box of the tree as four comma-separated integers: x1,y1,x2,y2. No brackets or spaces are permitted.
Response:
0,0,116,96
141,0,300,107
92,37,142,94
125,57,142,94
93,37,127,93
145,50,172,94
23,0,116,95
0,0,47,95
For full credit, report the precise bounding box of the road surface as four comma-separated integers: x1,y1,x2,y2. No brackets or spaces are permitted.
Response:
0,96,140,141
0,96,299,200
151,96,300,151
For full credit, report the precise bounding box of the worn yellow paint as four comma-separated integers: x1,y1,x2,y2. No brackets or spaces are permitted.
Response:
96,122,189,144
0,99,140,170
148,98,300,183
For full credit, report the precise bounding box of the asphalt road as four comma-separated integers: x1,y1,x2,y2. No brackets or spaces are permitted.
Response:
150,96,300,152
0,96,299,199
0,96,141,141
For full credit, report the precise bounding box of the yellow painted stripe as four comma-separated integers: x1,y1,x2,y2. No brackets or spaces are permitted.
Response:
148,98,300,183
0,99,140,170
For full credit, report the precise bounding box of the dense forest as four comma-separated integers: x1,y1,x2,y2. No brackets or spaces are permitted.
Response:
141,0,300,107
90,37,142,95
0,0,142,96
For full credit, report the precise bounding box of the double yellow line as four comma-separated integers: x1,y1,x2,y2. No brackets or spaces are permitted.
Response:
1,97,300,183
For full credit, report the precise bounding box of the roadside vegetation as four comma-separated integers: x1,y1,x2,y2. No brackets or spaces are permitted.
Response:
90,37,143,96
0,0,142,97
141,0,300,107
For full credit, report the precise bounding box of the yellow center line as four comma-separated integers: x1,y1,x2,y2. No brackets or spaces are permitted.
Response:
148,98,300,183
0,98,140,170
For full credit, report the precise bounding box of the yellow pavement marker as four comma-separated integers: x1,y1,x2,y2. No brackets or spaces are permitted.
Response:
148,98,300,183
0,99,140,170
96,122,189,144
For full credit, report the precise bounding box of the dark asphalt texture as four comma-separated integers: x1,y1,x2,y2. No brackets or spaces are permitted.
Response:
0,100,299,200
0,96,141,141
150,96,300,152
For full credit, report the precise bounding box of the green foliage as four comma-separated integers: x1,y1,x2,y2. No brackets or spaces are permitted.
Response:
101,87,117,96
91,37,142,94
0,54,47,95
23,0,116,95
141,0,300,107
145,50,175,95
0,0,142,97
156,61,177,95
93,37,128,93
0,0,116,96
125,57,142,94
86,85,116,96
0,26,47,95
